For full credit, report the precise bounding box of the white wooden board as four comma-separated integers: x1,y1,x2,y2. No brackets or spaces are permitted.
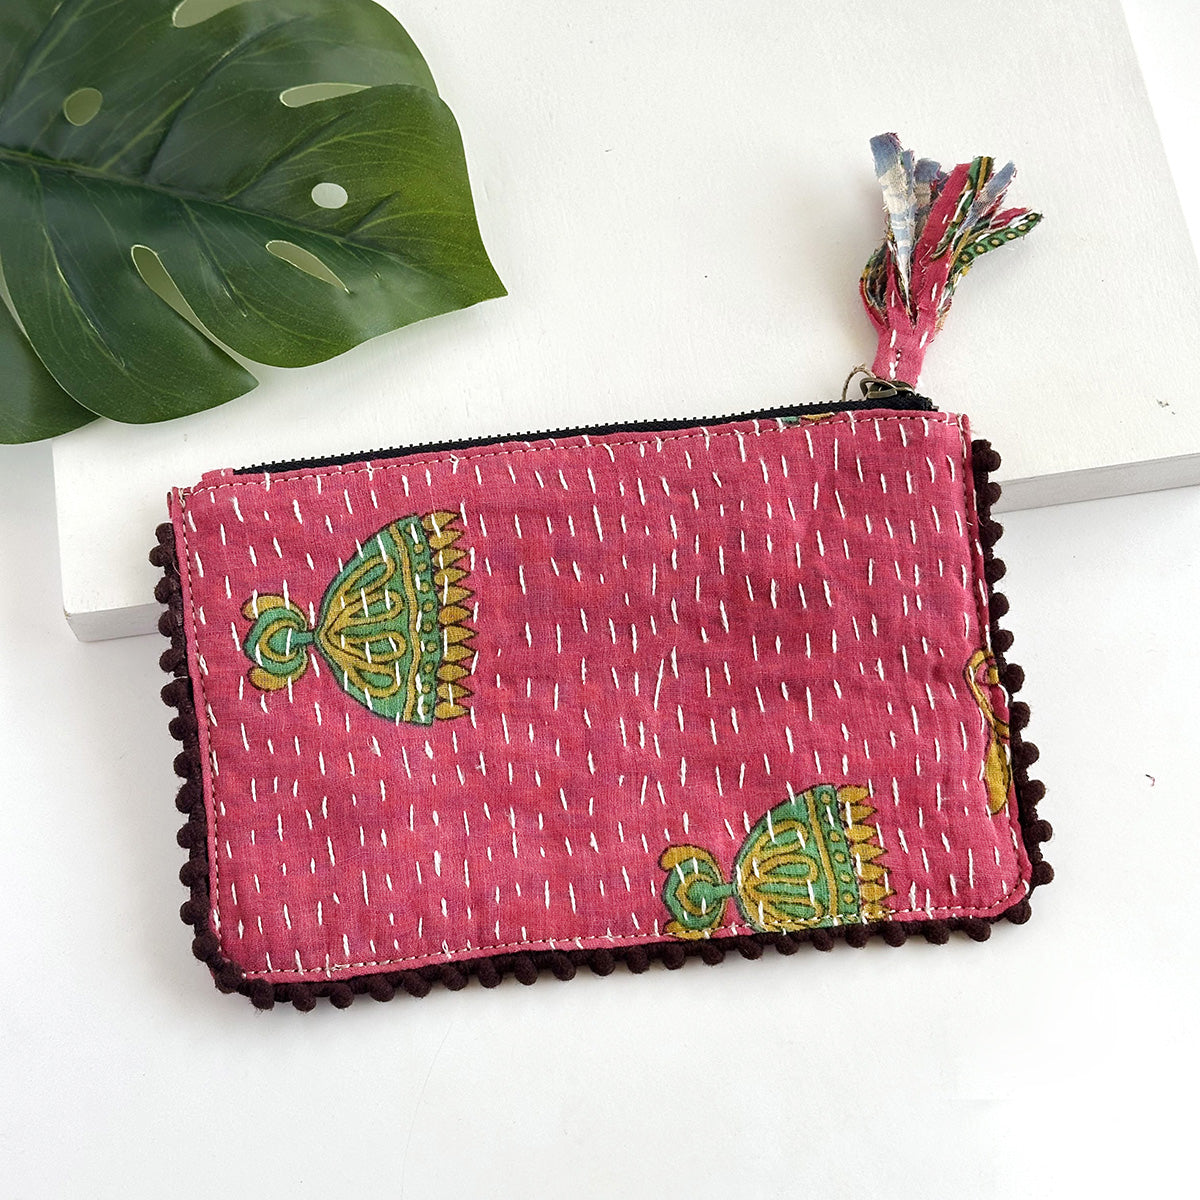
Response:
51,0,1200,640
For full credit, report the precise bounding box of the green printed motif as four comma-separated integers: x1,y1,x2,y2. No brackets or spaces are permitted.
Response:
241,512,474,724
659,784,891,937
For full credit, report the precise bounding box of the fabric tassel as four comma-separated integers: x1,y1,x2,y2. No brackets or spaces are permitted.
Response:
860,133,1041,385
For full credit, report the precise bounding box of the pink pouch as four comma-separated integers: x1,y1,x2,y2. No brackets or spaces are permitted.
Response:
154,394,1050,1009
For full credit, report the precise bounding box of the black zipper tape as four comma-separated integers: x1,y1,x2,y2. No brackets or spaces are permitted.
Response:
235,393,936,476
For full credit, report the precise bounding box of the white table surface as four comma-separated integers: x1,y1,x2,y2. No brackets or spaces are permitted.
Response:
2,3,1198,1197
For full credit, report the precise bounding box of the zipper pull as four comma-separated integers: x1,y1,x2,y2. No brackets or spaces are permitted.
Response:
841,364,918,405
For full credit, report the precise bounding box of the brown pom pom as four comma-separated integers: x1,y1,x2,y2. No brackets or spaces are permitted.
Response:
625,946,651,973
1004,899,1032,925
548,952,577,981
881,923,908,947
922,921,950,945
513,955,538,985
1014,740,1041,768
329,983,354,1009
178,858,206,887
961,918,991,942
368,976,396,1003
249,981,275,1010
660,943,687,970
810,928,835,952
290,985,316,1012
175,820,203,850
440,965,468,991
1028,818,1053,845
174,781,201,813
159,644,187,673
972,443,1002,473
774,934,800,956
161,677,191,707
1031,860,1055,887
400,972,431,998
589,949,616,976
1001,663,1025,694
698,942,724,965
476,959,501,989
215,962,243,992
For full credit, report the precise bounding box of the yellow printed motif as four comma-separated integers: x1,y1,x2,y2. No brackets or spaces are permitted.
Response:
964,648,1012,814
659,784,893,937
241,512,474,724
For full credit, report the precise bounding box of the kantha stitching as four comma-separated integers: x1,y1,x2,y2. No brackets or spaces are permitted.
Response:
176,412,1031,978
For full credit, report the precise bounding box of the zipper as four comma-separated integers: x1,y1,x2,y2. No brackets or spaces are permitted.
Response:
235,390,935,476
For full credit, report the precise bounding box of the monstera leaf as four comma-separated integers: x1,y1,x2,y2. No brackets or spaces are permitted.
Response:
0,0,505,443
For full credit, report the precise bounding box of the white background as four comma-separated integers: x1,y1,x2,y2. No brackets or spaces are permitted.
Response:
2,2,1199,1197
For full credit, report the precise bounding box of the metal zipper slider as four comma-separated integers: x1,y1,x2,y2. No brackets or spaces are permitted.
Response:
841,364,918,405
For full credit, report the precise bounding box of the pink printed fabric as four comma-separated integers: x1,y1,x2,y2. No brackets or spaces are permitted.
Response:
170,410,1029,982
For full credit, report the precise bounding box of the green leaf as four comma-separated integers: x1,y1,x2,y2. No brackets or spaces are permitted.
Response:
0,264,96,442
0,0,505,440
